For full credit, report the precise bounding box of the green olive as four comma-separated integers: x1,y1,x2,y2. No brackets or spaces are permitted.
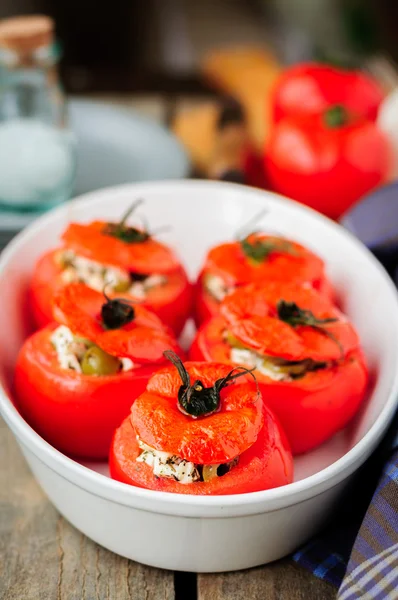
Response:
55,251,72,269
262,357,318,378
112,280,131,293
262,356,304,377
81,345,121,376
202,465,219,482
73,336,94,348
262,357,286,375
225,331,248,350
284,362,308,377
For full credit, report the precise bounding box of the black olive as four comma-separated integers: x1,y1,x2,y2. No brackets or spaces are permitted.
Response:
101,297,135,329
216,464,230,477
129,271,148,283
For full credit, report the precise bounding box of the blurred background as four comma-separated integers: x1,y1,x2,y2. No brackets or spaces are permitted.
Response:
1,0,398,246
1,0,397,92
1,0,396,93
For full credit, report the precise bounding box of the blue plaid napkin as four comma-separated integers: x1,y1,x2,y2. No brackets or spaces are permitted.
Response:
294,183,398,598
293,415,398,598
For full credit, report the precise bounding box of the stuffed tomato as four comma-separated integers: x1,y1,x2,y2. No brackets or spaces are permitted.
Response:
110,352,293,495
15,283,183,459
30,200,192,335
195,229,334,326
191,282,368,454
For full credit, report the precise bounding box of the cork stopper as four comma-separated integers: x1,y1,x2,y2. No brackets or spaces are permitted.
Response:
0,15,53,53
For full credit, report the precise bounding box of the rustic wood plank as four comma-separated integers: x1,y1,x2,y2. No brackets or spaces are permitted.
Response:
198,561,336,600
0,418,175,600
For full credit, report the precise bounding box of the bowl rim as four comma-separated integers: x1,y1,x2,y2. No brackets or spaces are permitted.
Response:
1,179,398,518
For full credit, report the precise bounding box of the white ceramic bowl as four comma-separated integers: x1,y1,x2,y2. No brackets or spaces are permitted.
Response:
1,180,398,573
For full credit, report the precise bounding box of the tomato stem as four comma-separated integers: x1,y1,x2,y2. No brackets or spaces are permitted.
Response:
163,351,258,418
240,236,294,264
103,199,150,244
324,105,348,128
235,208,268,241
119,198,145,227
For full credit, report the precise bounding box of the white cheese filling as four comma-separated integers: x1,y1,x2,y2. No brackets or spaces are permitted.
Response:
230,347,289,381
128,274,167,300
60,251,129,292
59,251,167,297
204,273,234,302
50,325,133,373
136,438,200,484
50,325,88,372
119,357,134,372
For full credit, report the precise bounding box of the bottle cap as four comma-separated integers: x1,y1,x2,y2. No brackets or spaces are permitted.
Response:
0,15,53,53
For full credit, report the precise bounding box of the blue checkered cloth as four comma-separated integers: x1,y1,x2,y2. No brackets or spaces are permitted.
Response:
293,203,398,599
293,412,398,599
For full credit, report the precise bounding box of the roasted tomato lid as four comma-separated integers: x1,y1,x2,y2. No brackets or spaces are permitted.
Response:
203,233,325,287
131,355,263,464
62,201,180,274
222,282,359,362
53,283,180,363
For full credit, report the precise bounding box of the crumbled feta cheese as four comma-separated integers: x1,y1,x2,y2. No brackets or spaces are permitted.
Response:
128,274,167,299
230,347,288,381
59,250,167,299
205,274,233,302
136,438,200,483
50,325,85,372
120,357,134,372
60,251,130,292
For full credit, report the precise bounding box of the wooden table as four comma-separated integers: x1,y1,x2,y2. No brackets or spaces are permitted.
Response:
0,96,336,599
0,417,336,600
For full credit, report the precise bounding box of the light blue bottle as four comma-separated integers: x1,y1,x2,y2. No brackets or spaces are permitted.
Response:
0,15,76,212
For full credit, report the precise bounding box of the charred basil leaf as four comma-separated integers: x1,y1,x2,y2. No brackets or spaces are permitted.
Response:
277,300,343,355
163,350,258,418
277,300,337,328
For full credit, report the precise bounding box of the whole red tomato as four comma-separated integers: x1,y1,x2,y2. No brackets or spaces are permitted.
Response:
190,282,368,454
272,62,384,123
110,357,293,494
14,284,183,459
265,106,391,219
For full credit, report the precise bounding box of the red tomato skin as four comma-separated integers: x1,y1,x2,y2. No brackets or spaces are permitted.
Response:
147,269,193,337
30,249,193,336
14,325,160,459
272,63,384,123
257,351,368,454
193,275,219,327
190,321,368,455
109,406,293,495
30,249,63,330
132,362,264,464
265,115,391,220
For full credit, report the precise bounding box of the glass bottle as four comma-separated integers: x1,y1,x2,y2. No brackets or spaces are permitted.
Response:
0,15,76,212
